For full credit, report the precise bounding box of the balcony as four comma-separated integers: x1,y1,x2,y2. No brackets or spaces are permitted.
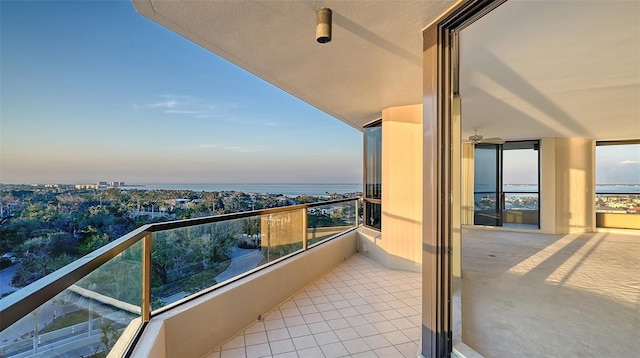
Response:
1,198,375,358
473,191,540,229
595,192,640,230
177,254,421,358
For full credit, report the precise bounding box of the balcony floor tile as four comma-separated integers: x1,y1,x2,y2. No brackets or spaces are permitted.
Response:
207,254,421,358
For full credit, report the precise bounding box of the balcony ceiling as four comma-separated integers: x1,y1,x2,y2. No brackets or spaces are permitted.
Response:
132,0,455,130
132,0,639,140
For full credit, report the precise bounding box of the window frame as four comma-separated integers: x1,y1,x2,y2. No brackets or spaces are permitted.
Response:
363,119,382,231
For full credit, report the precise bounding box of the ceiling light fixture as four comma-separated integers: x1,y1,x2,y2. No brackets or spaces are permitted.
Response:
316,8,332,43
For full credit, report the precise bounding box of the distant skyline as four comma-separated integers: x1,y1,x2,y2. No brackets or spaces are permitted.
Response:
0,1,362,184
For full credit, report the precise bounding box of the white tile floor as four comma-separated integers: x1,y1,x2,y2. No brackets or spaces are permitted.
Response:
204,254,422,358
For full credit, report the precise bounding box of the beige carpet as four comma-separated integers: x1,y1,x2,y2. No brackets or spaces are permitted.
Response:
461,228,640,357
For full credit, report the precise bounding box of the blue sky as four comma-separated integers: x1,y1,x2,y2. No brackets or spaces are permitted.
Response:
0,0,362,184
1,1,638,186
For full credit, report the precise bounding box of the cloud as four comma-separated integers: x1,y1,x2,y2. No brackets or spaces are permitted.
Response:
620,160,640,165
166,110,203,115
133,95,237,118
146,95,196,109
200,144,259,153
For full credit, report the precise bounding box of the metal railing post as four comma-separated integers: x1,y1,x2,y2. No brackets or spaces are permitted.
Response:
141,233,152,322
302,208,308,251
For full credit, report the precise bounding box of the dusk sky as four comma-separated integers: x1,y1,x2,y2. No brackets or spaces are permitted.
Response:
1,1,638,186
0,0,362,185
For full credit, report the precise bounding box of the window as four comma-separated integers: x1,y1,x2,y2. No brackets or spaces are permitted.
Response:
473,140,540,228
364,120,381,230
595,140,640,227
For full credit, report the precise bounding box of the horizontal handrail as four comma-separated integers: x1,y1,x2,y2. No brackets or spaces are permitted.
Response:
0,197,359,331
595,192,639,195
474,191,539,194
146,197,356,232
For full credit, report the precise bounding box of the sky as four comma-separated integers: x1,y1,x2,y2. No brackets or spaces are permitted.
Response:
1,1,638,186
475,144,640,187
0,0,362,185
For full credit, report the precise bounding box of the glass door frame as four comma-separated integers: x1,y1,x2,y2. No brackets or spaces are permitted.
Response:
422,0,507,357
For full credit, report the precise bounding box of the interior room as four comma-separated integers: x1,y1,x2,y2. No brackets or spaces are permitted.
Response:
454,1,640,356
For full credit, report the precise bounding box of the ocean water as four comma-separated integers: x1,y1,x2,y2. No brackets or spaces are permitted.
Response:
122,183,638,196
475,184,640,194
124,183,362,196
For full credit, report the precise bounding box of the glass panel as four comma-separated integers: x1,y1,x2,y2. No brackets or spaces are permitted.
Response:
502,140,540,228
365,125,382,200
596,193,640,213
261,211,304,263
596,143,640,189
596,143,640,216
307,201,357,247
364,202,381,230
474,144,501,226
150,210,305,310
0,241,142,357
503,193,539,227
595,142,640,228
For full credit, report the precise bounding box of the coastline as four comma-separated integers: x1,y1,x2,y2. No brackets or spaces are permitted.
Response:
116,183,362,196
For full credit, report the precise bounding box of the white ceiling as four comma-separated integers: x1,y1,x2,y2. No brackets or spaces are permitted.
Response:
460,0,640,141
132,0,640,140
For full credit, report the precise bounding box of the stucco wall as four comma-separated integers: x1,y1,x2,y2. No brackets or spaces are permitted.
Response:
540,137,596,234
358,104,423,272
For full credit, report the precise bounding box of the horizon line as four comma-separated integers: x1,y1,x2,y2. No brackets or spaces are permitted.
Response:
0,182,363,186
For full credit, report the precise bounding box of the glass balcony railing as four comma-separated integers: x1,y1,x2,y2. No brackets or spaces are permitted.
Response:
0,198,358,357
595,192,640,229
595,192,640,214
503,191,539,227
473,191,539,227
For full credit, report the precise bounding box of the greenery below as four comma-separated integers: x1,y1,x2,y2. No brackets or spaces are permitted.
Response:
1,184,358,305
40,309,102,333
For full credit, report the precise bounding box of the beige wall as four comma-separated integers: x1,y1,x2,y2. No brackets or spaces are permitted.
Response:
540,137,596,234
451,96,462,278
461,143,475,226
596,213,640,230
358,104,423,272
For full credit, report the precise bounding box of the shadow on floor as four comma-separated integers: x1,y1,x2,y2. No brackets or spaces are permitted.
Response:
460,228,640,357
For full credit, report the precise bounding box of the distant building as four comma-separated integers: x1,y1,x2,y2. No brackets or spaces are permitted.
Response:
165,199,190,207
75,184,99,189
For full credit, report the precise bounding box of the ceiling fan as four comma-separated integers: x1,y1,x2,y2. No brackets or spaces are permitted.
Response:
465,129,505,145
